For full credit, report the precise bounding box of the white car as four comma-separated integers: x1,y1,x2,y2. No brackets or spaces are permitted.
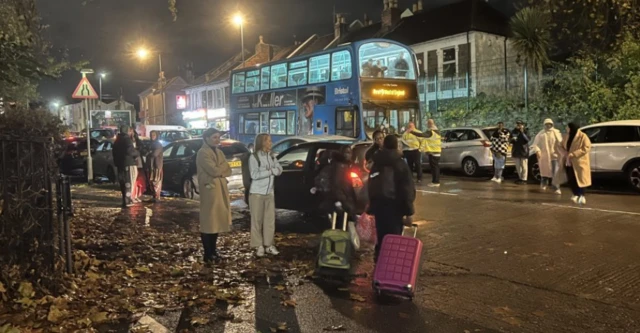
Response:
529,120,640,192
271,135,358,155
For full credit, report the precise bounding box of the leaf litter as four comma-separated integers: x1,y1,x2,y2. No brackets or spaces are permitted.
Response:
0,189,319,331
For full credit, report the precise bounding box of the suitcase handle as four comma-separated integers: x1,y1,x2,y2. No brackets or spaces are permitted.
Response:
331,212,349,231
402,223,418,238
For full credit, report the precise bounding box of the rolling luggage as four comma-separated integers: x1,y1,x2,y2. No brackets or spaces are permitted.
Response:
317,213,352,275
372,224,422,300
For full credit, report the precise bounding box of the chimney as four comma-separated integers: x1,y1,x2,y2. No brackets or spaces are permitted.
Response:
412,3,418,12
254,35,273,64
334,13,348,39
417,0,423,11
381,0,401,32
383,0,388,10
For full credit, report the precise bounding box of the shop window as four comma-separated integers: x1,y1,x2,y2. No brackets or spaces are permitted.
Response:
331,50,352,81
215,89,223,108
270,64,287,89
232,72,245,94
246,70,260,92
207,90,213,108
269,111,287,135
288,60,308,87
309,54,330,84
240,113,259,135
201,91,207,108
261,67,271,90
287,111,296,135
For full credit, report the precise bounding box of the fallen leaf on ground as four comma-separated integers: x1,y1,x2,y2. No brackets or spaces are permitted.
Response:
47,305,67,323
398,312,410,319
323,325,347,331
0,324,20,333
274,285,286,291
281,299,297,307
18,282,34,298
0,282,6,293
89,312,109,324
190,317,209,325
349,294,366,302
337,288,349,292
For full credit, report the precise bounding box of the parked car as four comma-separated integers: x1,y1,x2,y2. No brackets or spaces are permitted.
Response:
90,128,117,143
162,139,247,199
528,120,640,192
189,128,206,138
157,130,192,147
91,141,117,182
59,137,100,177
271,135,358,155
422,127,515,177
274,141,370,213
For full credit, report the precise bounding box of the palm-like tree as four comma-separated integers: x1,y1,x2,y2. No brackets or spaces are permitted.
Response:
510,6,551,109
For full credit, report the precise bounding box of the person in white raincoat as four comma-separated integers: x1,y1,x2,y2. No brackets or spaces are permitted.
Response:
532,118,563,194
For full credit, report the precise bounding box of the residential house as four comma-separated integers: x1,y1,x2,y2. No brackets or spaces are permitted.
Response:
61,96,137,131
139,76,190,126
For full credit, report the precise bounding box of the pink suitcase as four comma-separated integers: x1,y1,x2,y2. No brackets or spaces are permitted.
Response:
372,224,422,300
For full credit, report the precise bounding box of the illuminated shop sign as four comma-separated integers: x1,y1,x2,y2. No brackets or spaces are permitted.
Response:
207,108,226,119
176,95,187,110
361,81,418,101
182,109,206,120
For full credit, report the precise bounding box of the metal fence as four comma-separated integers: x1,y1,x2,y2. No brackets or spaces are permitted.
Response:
0,136,73,277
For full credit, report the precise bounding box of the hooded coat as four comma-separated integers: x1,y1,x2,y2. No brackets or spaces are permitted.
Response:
532,121,563,178
368,149,416,217
196,143,232,234
557,130,592,188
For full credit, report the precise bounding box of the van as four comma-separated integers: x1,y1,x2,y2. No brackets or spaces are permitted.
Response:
136,124,187,137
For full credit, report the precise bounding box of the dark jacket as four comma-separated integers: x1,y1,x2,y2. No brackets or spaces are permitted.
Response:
331,152,358,216
112,133,139,169
368,149,416,216
364,145,382,163
511,128,530,158
146,140,164,171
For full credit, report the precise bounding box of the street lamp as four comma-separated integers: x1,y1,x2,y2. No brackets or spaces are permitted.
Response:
51,101,60,119
137,46,166,125
99,72,106,107
232,13,245,67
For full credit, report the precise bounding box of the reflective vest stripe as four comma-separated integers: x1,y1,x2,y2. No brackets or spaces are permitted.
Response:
402,132,422,150
423,132,442,153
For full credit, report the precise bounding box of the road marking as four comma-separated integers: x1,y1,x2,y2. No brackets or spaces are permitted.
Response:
417,190,459,196
542,203,640,216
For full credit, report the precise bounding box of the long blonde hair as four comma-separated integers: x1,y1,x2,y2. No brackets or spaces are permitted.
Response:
254,133,271,153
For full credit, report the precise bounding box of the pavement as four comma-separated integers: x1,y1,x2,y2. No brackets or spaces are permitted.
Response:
70,174,640,333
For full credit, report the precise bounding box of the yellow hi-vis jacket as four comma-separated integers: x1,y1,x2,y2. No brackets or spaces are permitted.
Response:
402,130,423,151
422,131,442,154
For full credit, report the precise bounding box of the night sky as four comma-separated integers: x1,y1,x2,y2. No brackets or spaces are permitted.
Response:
36,0,514,106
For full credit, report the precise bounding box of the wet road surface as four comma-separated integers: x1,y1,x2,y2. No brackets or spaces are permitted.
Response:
71,174,640,333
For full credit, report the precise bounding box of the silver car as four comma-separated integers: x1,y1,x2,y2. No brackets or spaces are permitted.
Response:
271,135,358,155
423,126,514,177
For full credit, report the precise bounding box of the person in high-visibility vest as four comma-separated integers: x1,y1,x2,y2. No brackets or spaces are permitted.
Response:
411,119,442,187
402,121,424,184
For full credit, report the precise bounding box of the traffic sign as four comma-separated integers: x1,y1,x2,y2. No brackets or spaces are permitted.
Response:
72,77,98,99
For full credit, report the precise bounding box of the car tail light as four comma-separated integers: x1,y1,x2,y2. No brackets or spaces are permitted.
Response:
481,140,491,147
350,171,363,188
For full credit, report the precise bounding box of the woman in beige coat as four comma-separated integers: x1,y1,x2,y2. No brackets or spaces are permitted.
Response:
557,123,592,205
196,128,232,263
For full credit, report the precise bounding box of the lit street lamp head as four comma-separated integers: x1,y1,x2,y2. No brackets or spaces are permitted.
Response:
100,72,106,78
136,48,149,59
232,13,244,26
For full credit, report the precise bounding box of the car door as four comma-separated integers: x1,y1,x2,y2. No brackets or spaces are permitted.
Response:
160,144,179,190
92,141,113,176
274,146,313,211
441,129,465,168
590,126,637,172
581,126,603,172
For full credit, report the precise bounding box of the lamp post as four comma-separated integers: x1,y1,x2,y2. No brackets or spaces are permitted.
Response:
233,14,245,67
99,72,106,109
137,48,166,124
51,101,60,120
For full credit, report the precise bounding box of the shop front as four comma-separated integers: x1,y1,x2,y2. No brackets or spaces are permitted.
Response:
182,109,207,129
207,108,229,131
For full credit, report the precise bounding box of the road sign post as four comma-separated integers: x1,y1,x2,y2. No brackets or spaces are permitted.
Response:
72,73,99,184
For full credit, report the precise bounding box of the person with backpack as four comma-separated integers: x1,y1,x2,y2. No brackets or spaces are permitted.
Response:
249,133,283,257
332,146,359,225
368,135,416,260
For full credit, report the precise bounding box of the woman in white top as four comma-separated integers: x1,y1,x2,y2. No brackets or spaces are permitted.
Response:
248,133,283,257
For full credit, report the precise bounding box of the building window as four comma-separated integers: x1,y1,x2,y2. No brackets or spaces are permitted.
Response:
215,89,223,108
331,50,352,81
224,87,229,105
260,112,269,133
442,48,456,91
288,60,308,87
269,111,296,135
245,69,260,92
309,54,330,84
201,91,207,108
207,90,213,108
287,111,295,135
232,72,245,94
240,113,259,134
261,67,271,90
358,42,415,79
270,64,287,89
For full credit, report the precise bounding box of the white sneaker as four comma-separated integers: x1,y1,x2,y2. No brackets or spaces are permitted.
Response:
266,246,279,255
554,189,562,195
578,196,587,205
256,246,265,257
571,196,579,204
541,185,548,191
490,177,498,182
428,183,440,188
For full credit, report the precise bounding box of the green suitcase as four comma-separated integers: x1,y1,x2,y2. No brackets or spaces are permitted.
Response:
317,212,352,272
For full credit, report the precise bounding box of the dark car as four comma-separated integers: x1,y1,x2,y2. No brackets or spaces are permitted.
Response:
274,141,371,213
162,139,248,199
157,130,192,147
90,128,117,143
60,137,100,178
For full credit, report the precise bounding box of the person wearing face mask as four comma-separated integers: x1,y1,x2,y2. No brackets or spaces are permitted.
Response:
196,128,232,264
532,118,563,194
249,133,283,258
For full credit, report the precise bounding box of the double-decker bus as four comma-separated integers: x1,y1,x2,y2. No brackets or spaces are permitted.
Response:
229,39,420,144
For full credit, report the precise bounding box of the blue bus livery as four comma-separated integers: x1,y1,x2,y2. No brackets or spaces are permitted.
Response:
229,39,420,145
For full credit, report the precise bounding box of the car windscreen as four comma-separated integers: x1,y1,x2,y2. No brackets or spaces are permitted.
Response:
90,130,114,139
220,143,248,158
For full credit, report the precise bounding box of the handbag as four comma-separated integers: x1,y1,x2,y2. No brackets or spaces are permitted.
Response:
356,213,377,245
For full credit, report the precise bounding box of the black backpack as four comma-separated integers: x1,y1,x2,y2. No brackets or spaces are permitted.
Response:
241,152,261,191
368,165,396,200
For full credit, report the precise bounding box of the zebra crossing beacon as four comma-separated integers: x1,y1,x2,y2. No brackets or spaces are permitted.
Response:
228,39,421,146
72,69,99,183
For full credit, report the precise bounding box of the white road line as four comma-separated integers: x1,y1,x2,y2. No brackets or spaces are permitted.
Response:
541,203,640,216
417,190,459,196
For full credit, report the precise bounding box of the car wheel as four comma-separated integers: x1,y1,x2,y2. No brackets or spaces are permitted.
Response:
626,161,640,193
106,166,117,184
462,157,479,177
183,177,198,200
528,155,541,183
